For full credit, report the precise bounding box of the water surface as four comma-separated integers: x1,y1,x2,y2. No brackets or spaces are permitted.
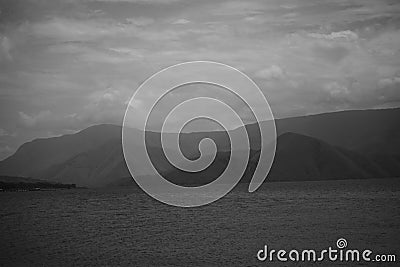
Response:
1,179,399,266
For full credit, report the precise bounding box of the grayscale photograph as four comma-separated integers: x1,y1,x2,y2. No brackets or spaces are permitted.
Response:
0,0,399,266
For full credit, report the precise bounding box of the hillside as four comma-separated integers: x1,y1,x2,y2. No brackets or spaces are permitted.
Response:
110,132,400,188
0,124,121,177
0,108,399,187
39,139,129,187
274,108,400,154
265,132,390,181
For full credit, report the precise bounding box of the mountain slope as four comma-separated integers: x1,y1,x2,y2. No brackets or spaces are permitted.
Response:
167,132,394,186
0,108,399,187
0,124,121,177
264,132,390,181
39,138,181,187
234,108,400,154
274,108,400,154
39,139,129,187
110,132,400,188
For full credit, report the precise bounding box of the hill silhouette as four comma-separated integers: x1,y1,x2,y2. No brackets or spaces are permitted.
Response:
273,108,400,154
0,108,399,187
0,124,121,178
111,132,399,187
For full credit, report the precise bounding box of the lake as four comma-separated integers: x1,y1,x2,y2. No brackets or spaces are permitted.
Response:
1,178,399,266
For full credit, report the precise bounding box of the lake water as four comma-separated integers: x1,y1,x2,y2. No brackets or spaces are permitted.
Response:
1,179,399,266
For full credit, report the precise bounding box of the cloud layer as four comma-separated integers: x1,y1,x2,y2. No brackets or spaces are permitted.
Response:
0,0,400,159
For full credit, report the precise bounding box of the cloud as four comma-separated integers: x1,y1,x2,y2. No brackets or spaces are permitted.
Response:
0,128,15,137
29,17,123,41
125,17,154,26
171,18,190,25
306,31,360,63
0,36,12,61
87,0,181,4
213,1,265,16
377,76,400,102
1,0,400,152
378,77,400,88
309,30,358,41
18,110,84,131
312,43,350,63
0,145,13,154
255,65,285,80
323,82,349,97
90,88,122,107
18,110,52,128
109,47,145,58
27,16,186,44
367,30,400,57
0,128,8,137
79,88,128,125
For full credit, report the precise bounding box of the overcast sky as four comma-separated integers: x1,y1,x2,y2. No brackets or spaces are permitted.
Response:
0,0,400,159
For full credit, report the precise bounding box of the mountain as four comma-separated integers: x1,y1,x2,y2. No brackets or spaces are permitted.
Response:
39,139,129,187
274,108,400,154
165,107,400,153
159,132,399,185
265,132,390,181
110,132,400,187
0,124,121,177
0,108,399,187
38,138,181,187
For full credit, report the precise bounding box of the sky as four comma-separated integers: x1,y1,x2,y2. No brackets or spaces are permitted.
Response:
0,0,400,160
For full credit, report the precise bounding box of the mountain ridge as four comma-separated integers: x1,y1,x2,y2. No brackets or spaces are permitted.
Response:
0,108,399,187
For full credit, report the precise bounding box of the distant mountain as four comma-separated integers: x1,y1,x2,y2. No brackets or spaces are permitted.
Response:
265,132,391,181
39,139,129,187
39,138,179,187
274,108,400,155
171,108,400,153
0,124,121,177
0,108,399,187
110,132,400,187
